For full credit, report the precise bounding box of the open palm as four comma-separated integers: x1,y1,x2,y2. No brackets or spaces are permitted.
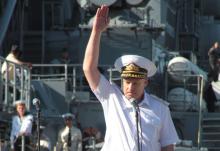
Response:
93,5,110,33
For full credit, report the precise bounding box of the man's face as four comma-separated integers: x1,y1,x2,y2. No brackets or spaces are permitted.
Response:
214,42,219,48
62,52,69,60
65,118,73,127
16,104,26,117
122,77,148,101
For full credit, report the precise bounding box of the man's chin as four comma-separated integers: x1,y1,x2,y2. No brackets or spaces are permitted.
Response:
125,96,135,100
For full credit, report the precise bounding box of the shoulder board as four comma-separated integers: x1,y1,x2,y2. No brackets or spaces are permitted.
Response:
150,94,169,106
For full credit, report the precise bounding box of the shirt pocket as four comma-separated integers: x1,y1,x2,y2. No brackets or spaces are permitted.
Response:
71,132,79,141
142,113,161,142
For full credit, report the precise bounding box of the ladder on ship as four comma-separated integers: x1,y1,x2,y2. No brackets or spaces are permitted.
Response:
201,113,220,151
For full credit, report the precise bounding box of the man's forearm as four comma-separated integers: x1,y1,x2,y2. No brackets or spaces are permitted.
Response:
83,5,109,90
83,30,101,71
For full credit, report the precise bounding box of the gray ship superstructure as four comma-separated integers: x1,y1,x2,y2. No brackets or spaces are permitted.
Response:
0,0,220,150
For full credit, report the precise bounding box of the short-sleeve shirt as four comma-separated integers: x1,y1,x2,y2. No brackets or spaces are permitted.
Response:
1,53,21,81
93,75,179,151
10,114,33,144
58,126,82,151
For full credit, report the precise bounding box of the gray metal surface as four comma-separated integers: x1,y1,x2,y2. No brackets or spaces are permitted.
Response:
0,0,17,48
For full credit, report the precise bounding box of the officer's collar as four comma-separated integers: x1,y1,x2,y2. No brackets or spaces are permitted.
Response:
123,91,150,109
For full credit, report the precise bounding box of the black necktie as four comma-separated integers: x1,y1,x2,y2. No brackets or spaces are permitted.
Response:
67,128,71,147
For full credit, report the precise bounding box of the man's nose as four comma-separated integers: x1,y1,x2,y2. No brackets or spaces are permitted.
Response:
128,83,135,90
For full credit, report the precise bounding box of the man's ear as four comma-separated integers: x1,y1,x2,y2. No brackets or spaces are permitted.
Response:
144,78,149,87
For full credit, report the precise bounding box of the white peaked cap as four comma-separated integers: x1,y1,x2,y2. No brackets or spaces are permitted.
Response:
62,113,75,120
114,55,157,77
13,100,26,106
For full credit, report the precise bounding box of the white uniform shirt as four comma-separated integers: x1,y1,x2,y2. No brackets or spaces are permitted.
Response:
1,53,21,80
10,114,33,144
93,75,179,151
58,126,82,151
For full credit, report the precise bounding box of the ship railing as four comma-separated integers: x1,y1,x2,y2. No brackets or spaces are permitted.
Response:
165,69,205,148
31,64,113,101
0,56,31,112
165,68,206,111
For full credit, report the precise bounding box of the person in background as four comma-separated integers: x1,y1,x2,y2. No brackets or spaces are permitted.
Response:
57,113,82,151
1,44,32,81
10,100,33,151
50,48,73,76
208,42,220,82
83,127,102,142
83,5,179,151
50,48,72,64
82,127,102,150
204,42,220,112
1,44,32,101
204,83,217,112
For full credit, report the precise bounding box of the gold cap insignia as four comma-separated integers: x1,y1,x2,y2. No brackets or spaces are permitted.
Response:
121,63,148,79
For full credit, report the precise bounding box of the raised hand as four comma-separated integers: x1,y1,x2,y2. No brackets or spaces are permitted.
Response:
93,5,110,33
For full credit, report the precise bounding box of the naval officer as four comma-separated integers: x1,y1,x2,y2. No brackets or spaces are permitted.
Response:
83,5,179,151
57,113,82,151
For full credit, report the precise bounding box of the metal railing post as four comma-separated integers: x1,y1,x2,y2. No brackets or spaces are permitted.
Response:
197,75,204,149
27,70,31,110
13,64,17,103
20,66,24,101
164,68,168,101
0,59,2,106
72,67,76,94
4,62,9,109
21,135,25,151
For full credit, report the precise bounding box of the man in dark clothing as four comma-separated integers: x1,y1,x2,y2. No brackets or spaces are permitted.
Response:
204,84,217,112
208,42,220,82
